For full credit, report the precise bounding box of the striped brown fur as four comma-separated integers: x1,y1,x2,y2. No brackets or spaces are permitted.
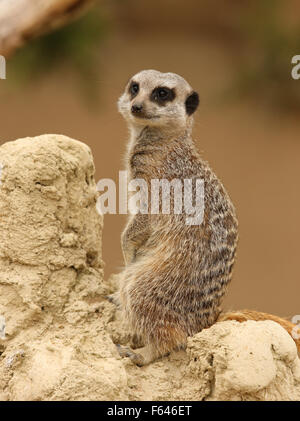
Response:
116,70,298,365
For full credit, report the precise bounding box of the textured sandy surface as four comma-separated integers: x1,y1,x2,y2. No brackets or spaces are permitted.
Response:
0,134,299,401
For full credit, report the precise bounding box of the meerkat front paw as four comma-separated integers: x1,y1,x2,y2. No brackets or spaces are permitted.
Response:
106,292,121,307
116,344,145,366
116,343,166,366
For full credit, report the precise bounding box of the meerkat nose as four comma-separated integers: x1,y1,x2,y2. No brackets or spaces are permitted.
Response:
131,103,143,114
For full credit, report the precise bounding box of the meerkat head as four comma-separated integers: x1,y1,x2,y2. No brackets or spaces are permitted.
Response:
118,69,199,134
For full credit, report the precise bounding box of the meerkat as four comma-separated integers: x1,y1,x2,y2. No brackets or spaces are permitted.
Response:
115,69,300,366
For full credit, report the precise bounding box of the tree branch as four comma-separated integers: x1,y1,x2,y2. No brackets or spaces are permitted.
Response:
0,0,96,58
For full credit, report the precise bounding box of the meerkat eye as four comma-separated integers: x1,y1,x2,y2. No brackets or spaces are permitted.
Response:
151,87,175,104
129,82,139,97
158,88,169,99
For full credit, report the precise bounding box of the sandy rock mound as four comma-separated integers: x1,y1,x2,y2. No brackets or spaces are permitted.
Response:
0,135,127,400
186,320,300,400
0,134,104,327
109,318,300,401
0,134,299,401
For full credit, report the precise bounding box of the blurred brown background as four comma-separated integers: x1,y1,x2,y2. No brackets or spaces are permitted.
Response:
0,0,299,318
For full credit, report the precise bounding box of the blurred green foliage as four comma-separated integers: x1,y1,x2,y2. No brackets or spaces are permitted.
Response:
231,0,300,112
8,6,109,104
5,0,300,112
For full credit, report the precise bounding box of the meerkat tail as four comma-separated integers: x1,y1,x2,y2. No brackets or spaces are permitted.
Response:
218,310,300,353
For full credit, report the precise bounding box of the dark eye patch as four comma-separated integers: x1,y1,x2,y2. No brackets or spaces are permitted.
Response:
129,81,139,98
150,86,176,105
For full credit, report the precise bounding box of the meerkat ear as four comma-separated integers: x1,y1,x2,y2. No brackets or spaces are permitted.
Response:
185,91,199,115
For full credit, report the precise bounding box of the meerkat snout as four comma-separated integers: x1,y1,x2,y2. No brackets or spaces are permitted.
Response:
131,103,143,115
